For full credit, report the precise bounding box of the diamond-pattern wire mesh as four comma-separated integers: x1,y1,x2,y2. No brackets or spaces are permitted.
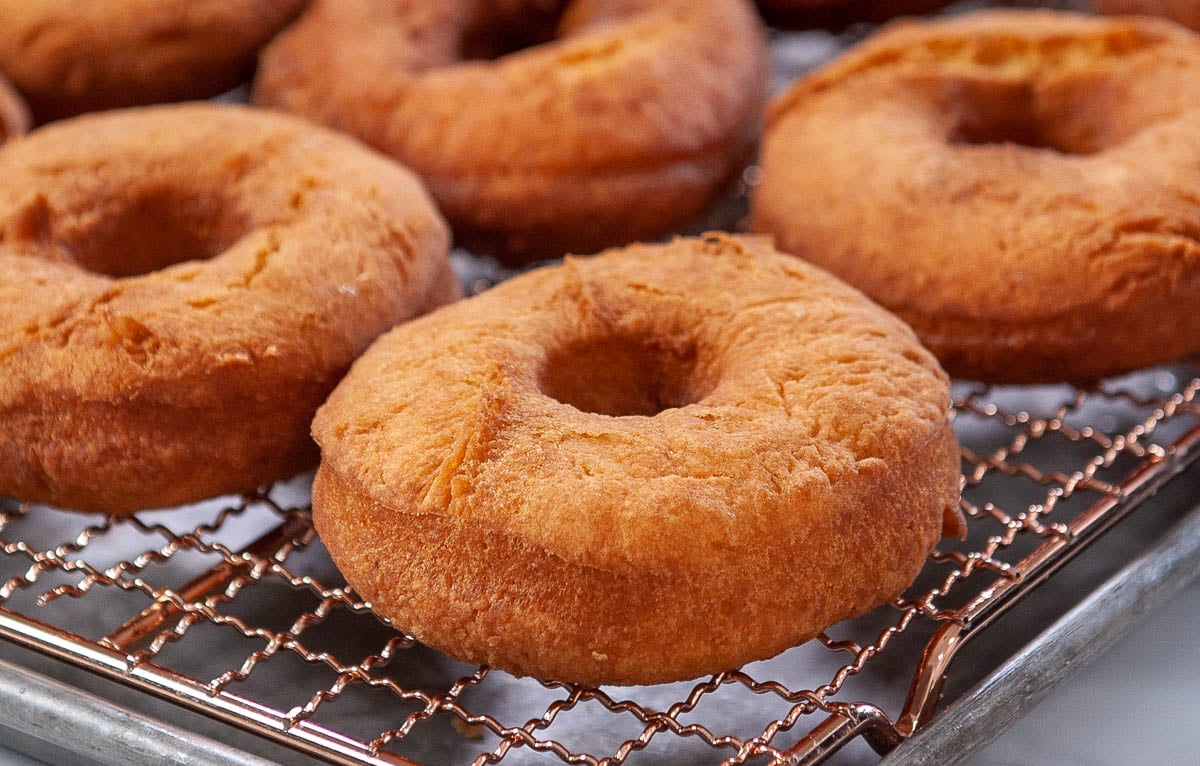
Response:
0,360,1197,766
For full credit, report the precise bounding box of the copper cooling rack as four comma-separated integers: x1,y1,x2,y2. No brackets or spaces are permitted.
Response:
2,361,1200,766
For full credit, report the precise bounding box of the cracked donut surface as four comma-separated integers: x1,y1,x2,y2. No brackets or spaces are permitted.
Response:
312,234,962,686
0,103,459,513
752,10,1200,382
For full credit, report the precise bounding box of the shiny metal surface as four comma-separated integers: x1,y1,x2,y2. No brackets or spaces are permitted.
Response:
0,656,279,766
884,495,1200,764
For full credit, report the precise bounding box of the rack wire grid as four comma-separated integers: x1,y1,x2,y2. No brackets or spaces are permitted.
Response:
3,1,1199,764
3,357,1200,766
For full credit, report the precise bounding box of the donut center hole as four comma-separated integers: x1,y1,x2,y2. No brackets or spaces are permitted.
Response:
459,2,566,60
947,83,1103,155
952,118,1070,152
67,185,246,278
539,333,708,417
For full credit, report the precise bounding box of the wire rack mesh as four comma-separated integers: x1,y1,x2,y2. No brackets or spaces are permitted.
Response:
2,1,1196,764
2,360,1199,766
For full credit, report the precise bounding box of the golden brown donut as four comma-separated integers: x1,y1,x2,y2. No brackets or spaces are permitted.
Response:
312,234,962,686
752,10,1200,383
1097,0,1200,30
0,73,29,143
0,0,308,122
254,0,769,263
0,103,459,514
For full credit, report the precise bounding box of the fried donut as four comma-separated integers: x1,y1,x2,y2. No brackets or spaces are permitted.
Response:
0,0,308,122
0,74,29,143
1097,0,1200,31
254,0,769,263
312,234,962,686
752,10,1200,383
0,103,458,514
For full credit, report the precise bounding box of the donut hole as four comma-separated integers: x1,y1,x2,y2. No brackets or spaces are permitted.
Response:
946,81,1106,155
459,3,566,61
539,332,710,417
951,112,1079,152
66,184,247,278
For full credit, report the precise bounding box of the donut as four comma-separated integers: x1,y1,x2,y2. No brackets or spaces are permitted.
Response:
254,0,769,263
1097,0,1200,31
0,0,309,122
0,103,459,514
752,10,1200,383
753,0,950,29
0,73,29,144
311,234,963,686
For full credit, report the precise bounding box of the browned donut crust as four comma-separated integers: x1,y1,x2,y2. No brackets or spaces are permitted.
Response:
754,0,950,29
0,73,29,143
1097,0,1200,30
0,103,458,514
254,0,769,263
752,10,1200,383
0,0,308,123
312,234,962,686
